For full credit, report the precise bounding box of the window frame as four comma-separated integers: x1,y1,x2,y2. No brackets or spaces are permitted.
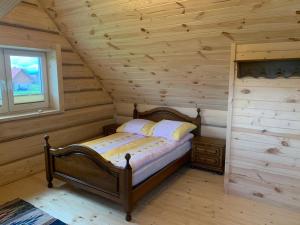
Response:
0,48,9,114
1,48,50,113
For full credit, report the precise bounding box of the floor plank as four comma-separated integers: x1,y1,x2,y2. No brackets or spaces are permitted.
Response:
0,168,299,225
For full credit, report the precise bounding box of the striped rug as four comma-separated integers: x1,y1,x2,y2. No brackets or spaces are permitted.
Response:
0,199,67,225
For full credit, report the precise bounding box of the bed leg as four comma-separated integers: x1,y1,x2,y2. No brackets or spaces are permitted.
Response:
44,135,53,188
126,213,132,222
48,181,53,188
124,153,133,222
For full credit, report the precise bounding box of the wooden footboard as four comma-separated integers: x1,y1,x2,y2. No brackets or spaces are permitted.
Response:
43,105,201,222
44,135,133,220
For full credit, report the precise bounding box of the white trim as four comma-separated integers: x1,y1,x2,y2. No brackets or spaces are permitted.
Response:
0,108,62,123
46,45,64,112
0,49,8,113
224,43,237,193
3,48,50,112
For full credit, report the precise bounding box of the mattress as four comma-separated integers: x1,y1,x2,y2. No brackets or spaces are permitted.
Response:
132,140,191,185
81,132,193,185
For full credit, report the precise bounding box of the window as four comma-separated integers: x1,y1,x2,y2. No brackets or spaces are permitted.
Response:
0,46,62,120
0,48,50,114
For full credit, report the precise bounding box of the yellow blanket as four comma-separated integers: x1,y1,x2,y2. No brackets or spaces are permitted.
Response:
82,133,165,162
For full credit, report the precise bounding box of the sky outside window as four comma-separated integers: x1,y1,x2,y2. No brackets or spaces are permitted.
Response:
9,55,44,104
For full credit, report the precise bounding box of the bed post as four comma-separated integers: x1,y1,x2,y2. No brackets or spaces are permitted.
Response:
196,108,201,136
133,103,138,119
44,135,53,188
124,153,133,221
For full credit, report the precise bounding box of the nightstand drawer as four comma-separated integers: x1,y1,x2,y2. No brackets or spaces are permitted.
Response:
194,156,219,167
193,144,219,155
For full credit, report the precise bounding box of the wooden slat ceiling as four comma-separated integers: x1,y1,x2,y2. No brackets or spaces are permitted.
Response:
0,0,22,18
39,0,300,110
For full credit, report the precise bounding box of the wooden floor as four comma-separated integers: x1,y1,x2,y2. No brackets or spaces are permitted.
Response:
0,168,299,225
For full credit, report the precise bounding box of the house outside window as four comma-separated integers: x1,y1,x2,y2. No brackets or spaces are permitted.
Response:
0,46,63,120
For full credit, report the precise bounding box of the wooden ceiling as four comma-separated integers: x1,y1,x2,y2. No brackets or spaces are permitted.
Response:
0,0,22,18
39,0,300,110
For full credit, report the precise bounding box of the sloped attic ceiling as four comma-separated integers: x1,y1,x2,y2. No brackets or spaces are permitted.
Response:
39,0,300,110
0,0,22,17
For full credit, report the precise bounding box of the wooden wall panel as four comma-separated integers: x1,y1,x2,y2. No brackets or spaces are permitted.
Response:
115,102,227,139
0,1,114,185
0,119,113,165
0,154,44,186
0,105,114,142
64,91,112,110
225,42,300,211
40,0,300,111
0,0,57,31
63,78,101,92
62,65,94,79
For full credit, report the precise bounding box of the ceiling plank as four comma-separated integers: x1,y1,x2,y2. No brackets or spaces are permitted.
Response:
0,0,22,18
37,0,300,110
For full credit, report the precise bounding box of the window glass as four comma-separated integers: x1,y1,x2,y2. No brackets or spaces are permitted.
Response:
9,55,45,104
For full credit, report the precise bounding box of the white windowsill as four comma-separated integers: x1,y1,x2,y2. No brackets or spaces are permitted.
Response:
0,108,64,123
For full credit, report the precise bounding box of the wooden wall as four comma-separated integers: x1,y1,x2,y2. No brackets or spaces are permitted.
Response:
115,102,226,139
39,0,300,112
0,1,114,186
225,42,300,210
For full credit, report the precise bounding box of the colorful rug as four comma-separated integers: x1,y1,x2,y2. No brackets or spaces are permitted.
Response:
0,199,67,225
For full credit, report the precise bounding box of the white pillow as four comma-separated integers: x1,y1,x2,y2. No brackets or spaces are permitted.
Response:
149,119,197,141
116,119,156,136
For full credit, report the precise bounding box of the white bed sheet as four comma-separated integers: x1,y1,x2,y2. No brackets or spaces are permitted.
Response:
82,133,193,173
132,140,191,185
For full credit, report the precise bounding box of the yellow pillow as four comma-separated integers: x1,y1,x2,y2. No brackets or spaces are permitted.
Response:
173,122,197,140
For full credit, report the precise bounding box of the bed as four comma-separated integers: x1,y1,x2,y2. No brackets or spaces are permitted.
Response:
44,104,201,221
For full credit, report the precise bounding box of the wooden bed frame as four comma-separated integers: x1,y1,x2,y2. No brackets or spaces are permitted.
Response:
44,104,201,221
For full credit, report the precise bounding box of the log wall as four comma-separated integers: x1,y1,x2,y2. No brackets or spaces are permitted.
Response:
0,1,114,186
115,102,226,139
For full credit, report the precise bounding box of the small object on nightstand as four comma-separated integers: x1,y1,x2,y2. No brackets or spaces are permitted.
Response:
103,123,120,136
191,136,226,175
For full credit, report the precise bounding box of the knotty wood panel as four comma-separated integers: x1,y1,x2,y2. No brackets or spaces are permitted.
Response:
39,0,300,110
64,90,112,110
62,65,94,79
115,102,226,139
0,104,114,143
0,2,114,185
0,119,113,166
0,0,22,18
226,42,300,211
63,78,101,92
1,0,57,31
0,154,44,186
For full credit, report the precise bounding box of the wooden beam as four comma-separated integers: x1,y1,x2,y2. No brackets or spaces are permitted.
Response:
0,0,22,18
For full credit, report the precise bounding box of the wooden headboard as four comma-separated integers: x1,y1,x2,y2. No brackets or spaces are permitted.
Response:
133,104,201,136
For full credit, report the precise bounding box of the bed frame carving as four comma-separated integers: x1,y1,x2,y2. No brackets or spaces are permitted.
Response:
44,104,201,221
133,103,201,136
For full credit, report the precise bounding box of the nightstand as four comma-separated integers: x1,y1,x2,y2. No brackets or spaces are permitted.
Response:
103,123,120,136
191,136,226,175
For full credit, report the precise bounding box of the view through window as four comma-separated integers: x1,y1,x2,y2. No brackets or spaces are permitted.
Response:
0,48,49,114
10,55,45,104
